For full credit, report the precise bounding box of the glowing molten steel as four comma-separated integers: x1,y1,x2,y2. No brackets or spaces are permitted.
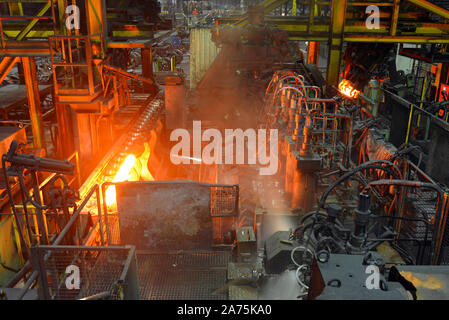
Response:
338,79,360,99
105,154,137,206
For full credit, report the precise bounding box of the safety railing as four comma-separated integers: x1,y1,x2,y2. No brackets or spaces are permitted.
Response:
353,115,449,264
7,183,111,299
1,150,82,262
383,88,449,147
38,150,81,190
48,33,103,97
29,244,139,300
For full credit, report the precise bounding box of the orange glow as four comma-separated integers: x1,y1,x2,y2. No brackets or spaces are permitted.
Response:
400,271,443,290
105,154,137,206
338,79,360,99
139,142,154,181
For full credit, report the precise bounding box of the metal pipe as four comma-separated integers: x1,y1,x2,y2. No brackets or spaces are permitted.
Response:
2,155,29,259
16,269,38,300
405,104,414,144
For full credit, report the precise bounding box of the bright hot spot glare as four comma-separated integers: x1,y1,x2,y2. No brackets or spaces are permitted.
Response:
338,79,360,99
105,154,137,206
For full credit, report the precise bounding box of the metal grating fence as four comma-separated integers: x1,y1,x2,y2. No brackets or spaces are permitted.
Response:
210,185,239,246
394,163,447,265
210,185,239,216
105,214,121,245
30,245,139,300
402,190,436,241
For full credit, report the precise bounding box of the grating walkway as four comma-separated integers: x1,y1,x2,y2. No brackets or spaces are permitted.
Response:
137,251,230,300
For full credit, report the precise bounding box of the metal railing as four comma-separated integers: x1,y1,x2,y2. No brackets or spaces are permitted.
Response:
48,33,103,97
354,93,449,264
384,88,449,144
30,244,139,300
10,183,107,299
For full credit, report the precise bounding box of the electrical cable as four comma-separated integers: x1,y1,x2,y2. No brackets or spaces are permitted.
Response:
318,160,402,211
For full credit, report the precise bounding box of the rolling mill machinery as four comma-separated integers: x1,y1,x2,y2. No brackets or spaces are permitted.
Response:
243,62,449,299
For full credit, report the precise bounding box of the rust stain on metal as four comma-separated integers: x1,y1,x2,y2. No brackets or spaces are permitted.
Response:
116,181,213,250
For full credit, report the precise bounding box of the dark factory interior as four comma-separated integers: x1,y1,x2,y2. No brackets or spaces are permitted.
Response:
0,0,449,301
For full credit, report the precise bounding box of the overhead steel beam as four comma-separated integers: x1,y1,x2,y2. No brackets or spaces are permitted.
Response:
307,41,319,64
343,35,449,43
107,41,151,49
0,48,50,55
348,2,393,6
86,0,108,39
405,0,449,20
2,24,154,39
326,0,347,88
141,47,154,93
391,0,400,36
220,10,437,24
0,0,49,2
0,56,19,83
218,15,449,42
5,21,447,44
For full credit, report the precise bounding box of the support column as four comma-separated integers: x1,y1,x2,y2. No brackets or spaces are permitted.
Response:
390,0,400,36
326,0,347,90
74,112,93,168
57,0,66,35
86,0,108,43
56,103,74,159
8,2,24,16
434,46,449,101
141,47,155,93
22,57,45,150
307,41,319,65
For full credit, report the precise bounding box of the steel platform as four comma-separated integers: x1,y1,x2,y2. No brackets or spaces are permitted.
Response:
137,250,230,300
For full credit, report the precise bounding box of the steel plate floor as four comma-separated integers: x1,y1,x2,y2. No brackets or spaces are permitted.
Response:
137,251,230,300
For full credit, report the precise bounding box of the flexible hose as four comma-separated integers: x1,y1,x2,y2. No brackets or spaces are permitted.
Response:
317,160,402,211
291,245,315,267
295,265,309,290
